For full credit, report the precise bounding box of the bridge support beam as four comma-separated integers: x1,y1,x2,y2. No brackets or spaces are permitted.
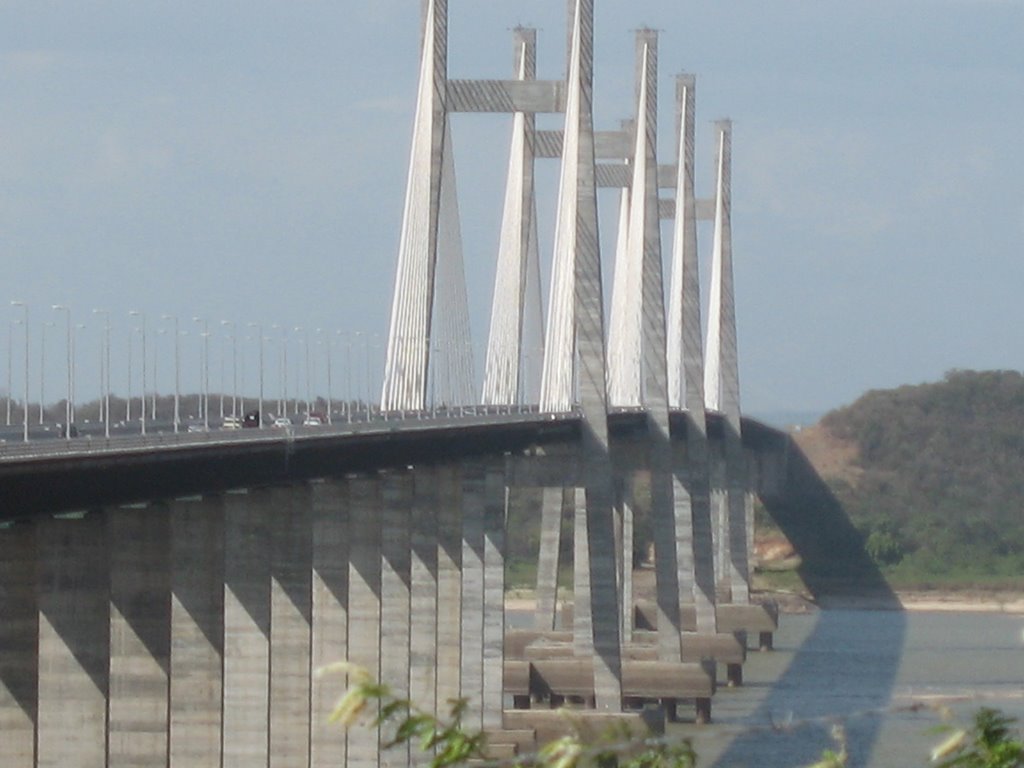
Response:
381,473,413,766
435,465,463,714
347,476,382,768
270,486,313,768
482,461,507,729
534,486,565,631
37,512,109,768
410,469,439,766
108,505,170,768
617,483,635,643
460,463,487,728
169,497,224,768
310,479,350,768
222,490,270,768
0,523,37,768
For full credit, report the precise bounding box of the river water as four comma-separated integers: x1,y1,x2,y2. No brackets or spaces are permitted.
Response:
677,609,1024,767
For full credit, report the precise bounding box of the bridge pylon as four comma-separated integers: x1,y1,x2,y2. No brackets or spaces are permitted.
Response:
705,120,752,604
381,0,475,413
482,29,545,408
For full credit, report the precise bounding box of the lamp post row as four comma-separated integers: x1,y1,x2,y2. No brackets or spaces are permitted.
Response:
2,302,386,442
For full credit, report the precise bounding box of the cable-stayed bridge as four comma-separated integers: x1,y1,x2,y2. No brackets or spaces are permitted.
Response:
0,1,825,765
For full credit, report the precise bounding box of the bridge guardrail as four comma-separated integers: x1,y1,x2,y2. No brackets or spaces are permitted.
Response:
0,403,576,463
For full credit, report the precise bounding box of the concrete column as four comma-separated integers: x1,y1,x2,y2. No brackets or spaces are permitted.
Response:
108,505,171,768
347,476,382,768
612,481,624,627
435,464,462,715
310,479,350,768
746,490,756,587
725,437,751,604
169,496,224,768
482,462,506,729
36,511,108,768
460,462,486,730
410,468,438,734
651,462,684,662
708,438,730,599
582,476,624,710
534,486,565,630
0,523,37,768
380,472,413,766
221,489,270,768
270,485,313,768
571,487,592,657
675,427,717,636
620,491,635,643
712,491,729,599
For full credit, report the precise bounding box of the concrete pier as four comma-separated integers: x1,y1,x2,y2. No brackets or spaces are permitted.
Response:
169,497,224,768
482,461,507,729
310,479,350,768
221,490,270,768
36,512,108,768
380,473,413,766
460,462,487,729
409,469,439,766
269,486,313,768
347,476,382,768
435,465,464,714
0,523,37,768
108,505,170,768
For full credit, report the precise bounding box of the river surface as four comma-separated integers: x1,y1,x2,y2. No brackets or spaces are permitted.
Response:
676,609,1024,767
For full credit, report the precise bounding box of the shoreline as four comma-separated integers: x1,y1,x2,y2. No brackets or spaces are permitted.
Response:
823,590,1024,614
505,590,1024,615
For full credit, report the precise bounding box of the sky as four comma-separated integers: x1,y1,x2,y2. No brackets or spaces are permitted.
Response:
1,1,1023,418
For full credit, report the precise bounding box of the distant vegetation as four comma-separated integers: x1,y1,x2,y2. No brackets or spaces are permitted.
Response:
815,370,1024,587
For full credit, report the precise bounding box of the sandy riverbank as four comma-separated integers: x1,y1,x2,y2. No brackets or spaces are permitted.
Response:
505,591,1024,615
834,590,1024,614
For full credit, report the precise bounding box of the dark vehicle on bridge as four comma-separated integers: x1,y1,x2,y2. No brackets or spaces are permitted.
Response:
57,423,79,438
243,409,261,428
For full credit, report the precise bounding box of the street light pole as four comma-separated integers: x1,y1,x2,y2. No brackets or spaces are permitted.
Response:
222,320,237,417
40,320,53,425
218,331,225,420
130,310,146,435
194,317,209,430
239,335,246,417
151,332,158,423
162,315,180,433
272,324,288,417
322,329,333,425
6,321,13,426
126,322,133,425
93,309,111,438
71,322,84,425
295,326,311,415
50,305,70,438
155,328,165,424
52,305,72,438
11,301,29,442
248,322,264,426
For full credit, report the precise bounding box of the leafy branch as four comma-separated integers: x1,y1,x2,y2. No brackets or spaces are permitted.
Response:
320,662,1024,768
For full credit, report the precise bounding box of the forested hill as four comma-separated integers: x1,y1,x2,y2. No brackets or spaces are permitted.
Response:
799,369,1024,584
